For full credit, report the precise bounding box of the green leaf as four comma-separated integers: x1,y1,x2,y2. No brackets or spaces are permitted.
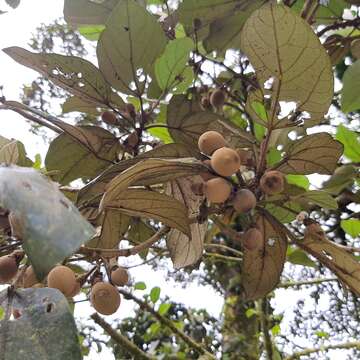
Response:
241,4,334,123
0,288,82,359
97,0,167,95
78,25,105,41
315,330,330,339
267,148,282,167
134,282,146,290
0,136,32,167
275,133,343,175
32,154,42,170
155,37,193,91
341,59,360,113
323,165,358,194
147,126,173,144
45,126,121,185
286,175,310,190
3,47,124,108
341,219,360,238
271,324,281,336
245,308,257,318
63,0,119,25
0,166,95,279
293,191,338,210
150,287,161,303
265,202,301,223
104,188,191,236
287,248,316,268
62,96,100,115
158,303,171,316
335,124,360,162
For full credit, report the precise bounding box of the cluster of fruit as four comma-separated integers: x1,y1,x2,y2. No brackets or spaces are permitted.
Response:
0,252,129,316
196,130,286,250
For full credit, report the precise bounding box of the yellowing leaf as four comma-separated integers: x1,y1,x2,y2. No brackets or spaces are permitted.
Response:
97,0,167,95
241,4,333,124
299,230,360,296
166,176,207,269
242,213,287,300
105,189,191,236
275,133,343,175
3,47,123,108
100,158,207,211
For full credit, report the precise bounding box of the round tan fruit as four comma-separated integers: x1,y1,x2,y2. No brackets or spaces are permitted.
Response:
90,282,121,315
101,111,118,125
198,131,226,155
259,170,285,195
211,147,241,177
304,223,325,239
233,189,257,213
23,266,38,288
0,255,18,284
126,132,139,148
47,265,77,297
243,228,263,251
111,267,129,287
125,103,136,118
68,280,81,298
210,89,226,109
204,177,232,203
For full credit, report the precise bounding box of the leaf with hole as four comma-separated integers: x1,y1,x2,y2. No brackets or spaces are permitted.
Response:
241,3,334,125
242,213,287,300
0,166,95,279
0,288,82,360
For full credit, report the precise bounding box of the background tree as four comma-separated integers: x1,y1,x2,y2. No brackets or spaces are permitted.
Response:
0,0,360,359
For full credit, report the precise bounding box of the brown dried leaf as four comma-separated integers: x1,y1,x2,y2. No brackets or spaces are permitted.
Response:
242,213,287,300
274,133,343,175
241,4,333,124
166,176,207,269
105,189,191,236
299,230,360,296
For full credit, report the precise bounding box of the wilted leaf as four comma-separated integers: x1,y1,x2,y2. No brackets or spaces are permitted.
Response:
275,133,343,175
155,37,193,91
100,158,206,211
299,229,360,296
3,47,123,108
45,126,121,185
0,166,94,279
97,0,167,94
105,188,191,236
242,213,287,300
341,219,360,238
78,143,200,204
241,4,333,124
88,211,130,249
292,190,338,210
341,59,360,113
166,176,207,269
335,124,360,162
0,288,81,360
63,0,119,25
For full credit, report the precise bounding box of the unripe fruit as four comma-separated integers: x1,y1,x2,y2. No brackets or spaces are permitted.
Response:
233,189,257,213
243,228,263,251
200,96,211,110
211,147,241,177
210,89,226,109
101,111,118,125
259,170,285,195
111,267,129,287
47,265,77,297
0,255,18,284
23,266,38,288
198,131,226,155
90,282,121,315
204,177,232,203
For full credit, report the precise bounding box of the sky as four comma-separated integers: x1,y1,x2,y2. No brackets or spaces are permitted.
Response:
0,1,355,359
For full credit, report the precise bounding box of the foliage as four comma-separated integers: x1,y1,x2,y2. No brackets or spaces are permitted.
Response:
0,0,360,359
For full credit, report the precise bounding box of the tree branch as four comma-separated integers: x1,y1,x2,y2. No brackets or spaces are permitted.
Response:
118,289,216,359
284,341,360,360
257,298,273,360
278,277,338,288
317,18,360,37
91,313,156,360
